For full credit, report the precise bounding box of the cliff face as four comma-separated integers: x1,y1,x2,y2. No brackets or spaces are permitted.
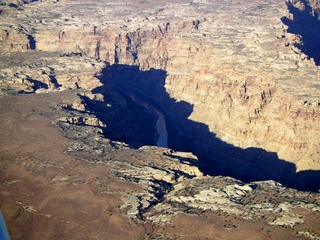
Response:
1,0,320,239
0,91,319,240
1,0,319,174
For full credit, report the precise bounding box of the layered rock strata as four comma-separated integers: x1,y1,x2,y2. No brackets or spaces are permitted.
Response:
0,91,319,239
1,0,319,174
0,0,320,239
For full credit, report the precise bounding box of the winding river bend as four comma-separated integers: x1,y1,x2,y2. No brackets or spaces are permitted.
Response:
126,92,168,148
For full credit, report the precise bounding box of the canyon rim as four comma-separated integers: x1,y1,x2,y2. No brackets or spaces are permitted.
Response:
0,0,320,239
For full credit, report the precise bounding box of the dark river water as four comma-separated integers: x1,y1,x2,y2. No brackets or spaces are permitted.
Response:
126,92,168,148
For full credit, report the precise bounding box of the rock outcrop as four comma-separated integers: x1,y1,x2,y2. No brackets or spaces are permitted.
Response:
1,0,319,174
0,0,320,239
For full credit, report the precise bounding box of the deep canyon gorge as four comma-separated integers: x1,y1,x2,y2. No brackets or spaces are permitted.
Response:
0,0,320,239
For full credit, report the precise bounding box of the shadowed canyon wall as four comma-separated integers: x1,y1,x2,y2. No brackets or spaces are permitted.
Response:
0,0,319,188
2,2,320,239
79,64,318,191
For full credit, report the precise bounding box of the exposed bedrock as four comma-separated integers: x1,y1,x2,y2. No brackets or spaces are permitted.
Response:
0,0,319,191
282,0,320,65
78,64,319,192
1,1,320,239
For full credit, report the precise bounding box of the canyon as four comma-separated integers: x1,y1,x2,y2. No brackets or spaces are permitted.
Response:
0,0,320,239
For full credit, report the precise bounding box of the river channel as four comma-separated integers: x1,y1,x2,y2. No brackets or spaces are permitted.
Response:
126,92,168,148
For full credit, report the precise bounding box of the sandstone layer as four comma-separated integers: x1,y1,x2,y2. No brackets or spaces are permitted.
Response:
0,91,319,240
1,0,319,172
0,0,320,239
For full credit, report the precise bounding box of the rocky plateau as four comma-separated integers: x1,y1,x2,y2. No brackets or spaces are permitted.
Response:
0,0,320,239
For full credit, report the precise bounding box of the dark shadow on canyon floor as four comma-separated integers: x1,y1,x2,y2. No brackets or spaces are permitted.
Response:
18,77,48,94
282,0,320,65
84,64,320,192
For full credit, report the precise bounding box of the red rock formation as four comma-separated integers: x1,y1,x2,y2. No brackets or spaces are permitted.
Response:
0,0,319,173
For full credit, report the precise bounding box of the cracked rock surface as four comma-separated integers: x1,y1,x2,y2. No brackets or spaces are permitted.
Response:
0,0,320,239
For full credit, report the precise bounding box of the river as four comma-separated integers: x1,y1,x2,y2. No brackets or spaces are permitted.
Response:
126,92,168,148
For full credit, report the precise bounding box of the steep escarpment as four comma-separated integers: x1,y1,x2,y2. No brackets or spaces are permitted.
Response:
1,0,319,187
1,0,320,239
0,91,319,240
282,0,320,65
77,63,317,191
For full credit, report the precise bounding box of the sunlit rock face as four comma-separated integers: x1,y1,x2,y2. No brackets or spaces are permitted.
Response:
2,0,319,173
0,0,320,238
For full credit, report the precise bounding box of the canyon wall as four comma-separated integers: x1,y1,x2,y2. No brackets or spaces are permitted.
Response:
0,0,319,173
1,1,320,238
